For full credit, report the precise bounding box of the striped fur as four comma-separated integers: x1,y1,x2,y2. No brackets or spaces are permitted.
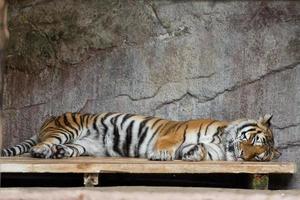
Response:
1,112,281,161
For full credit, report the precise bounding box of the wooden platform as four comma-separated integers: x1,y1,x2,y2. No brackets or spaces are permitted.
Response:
0,156,297,189
1,187,300,200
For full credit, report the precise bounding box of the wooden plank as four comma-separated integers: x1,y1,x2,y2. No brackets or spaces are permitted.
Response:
1,187,300,200
0,157,296,174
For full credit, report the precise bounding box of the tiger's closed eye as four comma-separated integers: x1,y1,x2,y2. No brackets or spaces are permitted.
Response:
240,132,248,140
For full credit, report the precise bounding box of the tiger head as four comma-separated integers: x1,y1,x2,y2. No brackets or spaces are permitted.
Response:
225,114,281,161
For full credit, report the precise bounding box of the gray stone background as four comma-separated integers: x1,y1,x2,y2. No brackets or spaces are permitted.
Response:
1,0,299,188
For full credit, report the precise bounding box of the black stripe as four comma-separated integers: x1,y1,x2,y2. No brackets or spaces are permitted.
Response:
17,144,26,152
123,121,134,157
151,119,162,129
208,151,213,160
175,125,188,156
64,131,72,142
80,115,84,129
211,128,222,143
52,135,63,143
57,131,70,143
54,118,71,143
136,127,149,157
41,116,56,129
43,143,52,149
63,114,79,138
111,114,123,156
100,113,114,155
28,138,37,145
81,145,86,154
174,123,184,133
93,115,101,139
23,142,32,150
71,113,81,129
137,117,153,137
1,149,7,156
11,148,17,156
204,121,216,135
240,128,256,139
15,145,22,153
100,116,109,148
69,147,75,157
134,117,153,157
73,146,80,156
160,123,177,136
85,130,91,138
8,149,13,156
197,123,203,143
82,115,89,133
121,114,135,129
209,144,220,159
237,123,258,132
145,124,165,153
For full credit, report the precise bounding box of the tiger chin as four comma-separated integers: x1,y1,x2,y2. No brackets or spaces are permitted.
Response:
1,112,281,161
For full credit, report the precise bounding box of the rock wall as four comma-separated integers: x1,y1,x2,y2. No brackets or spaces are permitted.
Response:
2,0,300,188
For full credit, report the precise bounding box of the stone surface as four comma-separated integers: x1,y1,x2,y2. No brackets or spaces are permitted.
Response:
1,0,300,188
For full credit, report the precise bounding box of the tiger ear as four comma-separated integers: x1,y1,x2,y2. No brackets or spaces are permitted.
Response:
259,114,273,127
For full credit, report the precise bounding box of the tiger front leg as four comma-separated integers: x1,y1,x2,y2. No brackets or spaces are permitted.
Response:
148,138,178,161
180,144,206,161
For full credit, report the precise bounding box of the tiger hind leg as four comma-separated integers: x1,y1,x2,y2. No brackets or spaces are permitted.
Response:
30,137,68,158
30,131,81,158
180,144,206,161
51,144,86,159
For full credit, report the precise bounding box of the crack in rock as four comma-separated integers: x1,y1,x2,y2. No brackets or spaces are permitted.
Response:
201,62,300,103
115,71,216,103
150,62,300,111
273,122,300,130
278,140,300,150
3,102,47,111
152,92,199,114
114,61,299,112
187,72,216,80
115,83,165,102
147,1,171,33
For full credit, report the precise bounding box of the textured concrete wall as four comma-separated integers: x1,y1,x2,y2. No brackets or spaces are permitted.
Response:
2,0,300,187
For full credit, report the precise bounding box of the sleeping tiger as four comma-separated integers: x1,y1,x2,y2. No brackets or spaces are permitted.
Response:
1,112,281,161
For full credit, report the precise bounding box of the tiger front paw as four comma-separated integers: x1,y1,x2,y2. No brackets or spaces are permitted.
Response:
181,144,204,161
30,144,53,158
148,150,175,161
51,144,72,159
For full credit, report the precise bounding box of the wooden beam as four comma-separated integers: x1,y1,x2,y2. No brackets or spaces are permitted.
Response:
0,157,296,174
0,0,9,49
